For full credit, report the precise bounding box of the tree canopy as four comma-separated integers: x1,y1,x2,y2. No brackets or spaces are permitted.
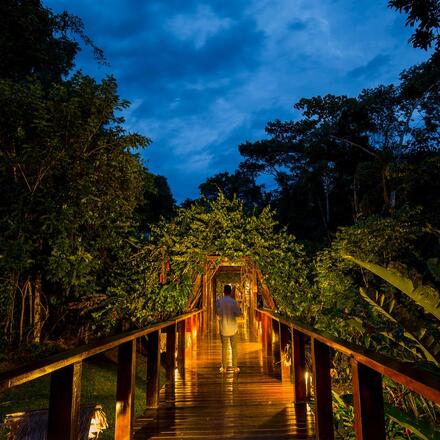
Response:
0,0,174,347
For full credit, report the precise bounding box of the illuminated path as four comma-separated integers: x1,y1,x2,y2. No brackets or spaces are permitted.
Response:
134,323,315,439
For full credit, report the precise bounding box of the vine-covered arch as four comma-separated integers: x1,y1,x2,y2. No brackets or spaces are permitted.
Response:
108,195,312,330
187,255,276,331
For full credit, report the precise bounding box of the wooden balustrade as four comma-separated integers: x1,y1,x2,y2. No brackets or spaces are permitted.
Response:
0,310,202,440
256,308,440,440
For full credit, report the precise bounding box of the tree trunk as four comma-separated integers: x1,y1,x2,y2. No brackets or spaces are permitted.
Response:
353,174,359,221
325,188,330,226
381,167,389,207
32,273,42,344
19,285,26,344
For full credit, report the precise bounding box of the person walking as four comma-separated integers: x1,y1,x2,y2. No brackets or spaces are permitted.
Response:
216,284,242,373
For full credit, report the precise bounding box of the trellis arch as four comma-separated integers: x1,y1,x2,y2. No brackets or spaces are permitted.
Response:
187,255,276,331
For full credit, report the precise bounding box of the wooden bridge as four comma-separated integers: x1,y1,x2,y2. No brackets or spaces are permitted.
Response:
134,318,315,439
1,258,439,439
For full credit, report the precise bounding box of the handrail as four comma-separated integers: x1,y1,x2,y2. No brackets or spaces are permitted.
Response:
256,308,440,439
0,310,201,392
258,309,440,403
0,309,203,440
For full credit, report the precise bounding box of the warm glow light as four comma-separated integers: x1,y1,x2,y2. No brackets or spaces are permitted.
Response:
305,371,312,397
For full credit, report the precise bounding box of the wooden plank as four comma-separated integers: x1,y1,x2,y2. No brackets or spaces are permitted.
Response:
115,340,136,440
292,329,307,402
0,310,201,392
165,324,176,378
352,360,386,440
279,323,292,383
47,362,82,440
312,338,334,440
134,325,315,439
146,331,161,408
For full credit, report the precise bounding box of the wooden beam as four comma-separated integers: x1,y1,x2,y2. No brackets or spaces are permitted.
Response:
352,360,386,440
146,331,161,408
292,329,307,402
279,323,292,383
177,320,186,367
262,314,272,358
47,362,82,440
0,310,201,392
165,324,176,379
255,268,276,309
256,309,440,405
115,340,136,440
312,338,334,440
272,319,281,372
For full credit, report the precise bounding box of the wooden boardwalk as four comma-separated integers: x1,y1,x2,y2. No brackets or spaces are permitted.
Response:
134,323,315,439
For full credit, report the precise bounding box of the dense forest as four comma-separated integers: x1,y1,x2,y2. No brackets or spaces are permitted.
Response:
0,0,439,438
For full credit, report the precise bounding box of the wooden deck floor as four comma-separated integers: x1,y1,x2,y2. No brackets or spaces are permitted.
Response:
134,323,315,439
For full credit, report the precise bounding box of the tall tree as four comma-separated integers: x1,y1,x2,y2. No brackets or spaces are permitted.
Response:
198,169,268,214
0,0,169,346
0,0,104,84
389,0,440,51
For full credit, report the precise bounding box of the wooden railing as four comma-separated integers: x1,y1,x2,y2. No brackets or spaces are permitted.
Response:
256,309,440,440
0,310,203,440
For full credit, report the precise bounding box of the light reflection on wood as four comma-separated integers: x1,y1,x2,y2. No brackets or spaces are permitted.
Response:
134,322,315,439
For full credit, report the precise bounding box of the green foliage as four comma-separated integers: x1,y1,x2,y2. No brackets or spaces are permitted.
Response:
359,287,440,364
385,403,440,440
0,357,161,440
332,391,440,439
345,256,440,321
101,195,313,328
198,169,269,214
237,56,439,241
388,0,440,51
315,209,440,361
0,0,177,346
0,0,104,84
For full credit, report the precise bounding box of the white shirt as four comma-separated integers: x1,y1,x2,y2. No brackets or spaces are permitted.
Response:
216,295,242,336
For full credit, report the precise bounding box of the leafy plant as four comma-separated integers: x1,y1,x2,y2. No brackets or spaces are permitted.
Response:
344,256,440,321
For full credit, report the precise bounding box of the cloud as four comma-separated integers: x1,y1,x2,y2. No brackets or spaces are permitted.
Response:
348,54,392,79
167,5,234,49
45,0,430,202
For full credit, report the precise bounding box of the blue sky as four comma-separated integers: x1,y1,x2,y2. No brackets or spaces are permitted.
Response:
46,0,429,202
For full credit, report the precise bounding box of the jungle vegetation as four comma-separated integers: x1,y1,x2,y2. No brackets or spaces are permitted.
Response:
0,0,439,438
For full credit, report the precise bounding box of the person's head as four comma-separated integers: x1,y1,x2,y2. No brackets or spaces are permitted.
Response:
224,284,232,296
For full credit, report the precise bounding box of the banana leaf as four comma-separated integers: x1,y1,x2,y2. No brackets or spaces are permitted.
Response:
384,403,440,440
336,392,439,440
343,255,440,321
359,287,439,365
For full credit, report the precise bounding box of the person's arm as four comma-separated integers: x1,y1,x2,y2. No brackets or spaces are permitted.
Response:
233,300,243,316
215,298,222,319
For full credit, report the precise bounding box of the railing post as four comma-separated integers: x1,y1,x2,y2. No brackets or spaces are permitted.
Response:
165,323,176,379
312,338,334,440
146,330,161,408
177,319,186,367
272,319,281,370
262,314,272,357
292,329,307,401
115,340,136,440
47,362,82,440
279,322,292,382
352,360,386,440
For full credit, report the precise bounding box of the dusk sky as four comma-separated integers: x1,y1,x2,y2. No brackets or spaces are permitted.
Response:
46,0,429,203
